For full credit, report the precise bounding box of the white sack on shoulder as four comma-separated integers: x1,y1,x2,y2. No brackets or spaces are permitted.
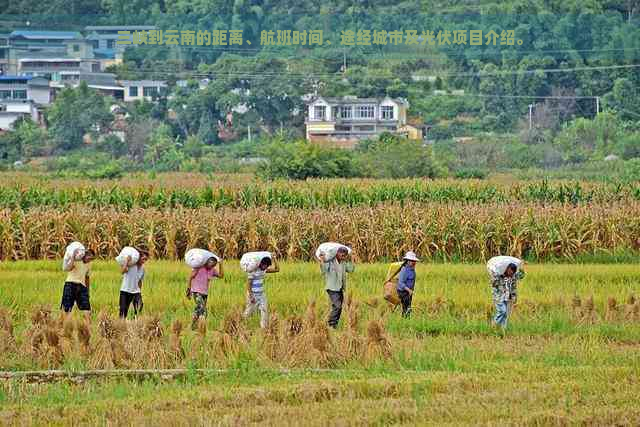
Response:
487,256,523,277
185,248,220,269
315,242,352,262
240,251,272,273
116,247,140,267
62,241,85,271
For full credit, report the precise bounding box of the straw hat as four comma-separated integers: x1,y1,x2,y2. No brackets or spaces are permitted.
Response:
403,251,420,262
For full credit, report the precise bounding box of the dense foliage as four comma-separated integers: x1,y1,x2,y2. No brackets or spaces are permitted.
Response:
0,2,639,176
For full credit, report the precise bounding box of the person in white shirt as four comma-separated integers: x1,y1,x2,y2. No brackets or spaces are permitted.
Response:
119,251,148,319
242,256,279,328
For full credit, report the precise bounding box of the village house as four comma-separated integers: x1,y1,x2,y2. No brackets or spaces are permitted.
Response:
0,100,40,131
120,80,168,102
85,25,156,70
0,33,9,74
304,96,425,148
7,30,99,77
0,75,51,105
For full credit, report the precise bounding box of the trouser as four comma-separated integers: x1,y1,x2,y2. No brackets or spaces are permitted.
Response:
327,290,344,328
192,292,208,322
494,300,512,328
119,291,143,319
243,292,269,328
397,289,413,317
61,282,91,312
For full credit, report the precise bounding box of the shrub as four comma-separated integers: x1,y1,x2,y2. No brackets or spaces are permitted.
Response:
258,139,360,180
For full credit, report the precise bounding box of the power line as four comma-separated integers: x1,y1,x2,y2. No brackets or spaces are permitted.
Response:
90,61,640,79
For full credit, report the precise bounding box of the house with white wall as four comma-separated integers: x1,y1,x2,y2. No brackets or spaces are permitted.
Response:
120,80,168,102
305,96,421,147
0,100,40,130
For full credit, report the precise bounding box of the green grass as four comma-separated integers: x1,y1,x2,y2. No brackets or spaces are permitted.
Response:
2,261,640,425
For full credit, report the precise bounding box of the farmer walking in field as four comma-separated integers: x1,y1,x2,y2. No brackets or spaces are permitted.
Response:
487,256,525,330
318,245,355,329
187,256,224,330
396,251,420,318
119,250,148,319
61,248,95,321
243,256,279,328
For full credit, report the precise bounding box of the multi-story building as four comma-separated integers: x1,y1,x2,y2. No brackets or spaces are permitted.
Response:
7,30,99,77
50,72,125,100
85,25,155,70
0,33,9,74
305,96,423,147
120,80,168,102
0,75,51,105
0,100,40,131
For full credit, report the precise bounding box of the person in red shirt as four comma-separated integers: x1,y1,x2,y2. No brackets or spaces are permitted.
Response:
187,257,224,330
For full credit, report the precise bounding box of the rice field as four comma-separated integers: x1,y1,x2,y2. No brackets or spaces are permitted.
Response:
2,172,640,425
1,261,640,424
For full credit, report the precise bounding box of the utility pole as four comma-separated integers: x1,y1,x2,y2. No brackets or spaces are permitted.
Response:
528,104,533,130
247,125,251,142
596,96,600,115
342,50,347,74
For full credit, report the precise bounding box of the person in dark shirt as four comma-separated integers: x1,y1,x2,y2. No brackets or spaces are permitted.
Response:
396,251,420,318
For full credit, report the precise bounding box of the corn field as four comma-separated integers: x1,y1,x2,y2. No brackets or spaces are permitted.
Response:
2,202,640,261
2,175,640,210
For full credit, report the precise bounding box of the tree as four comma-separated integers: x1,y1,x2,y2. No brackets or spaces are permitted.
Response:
12,117,49,158
169,83,222,144
125,118,157,163
603,78,640,121
47,82,113,152
144,123,184,171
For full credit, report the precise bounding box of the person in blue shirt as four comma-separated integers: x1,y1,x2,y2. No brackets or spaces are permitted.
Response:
396,251,420,318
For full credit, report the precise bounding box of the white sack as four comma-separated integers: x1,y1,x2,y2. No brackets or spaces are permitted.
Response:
62,241,85,271
116,246,140,267
487,256,523,277
185,248,220,269
240,251,272,273
315,242,352,262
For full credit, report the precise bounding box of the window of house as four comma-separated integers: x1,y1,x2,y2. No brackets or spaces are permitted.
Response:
72,44,80,52
0,90,11,99
129,86,138,97
143,86,158,97
313,105,326,120
355,105,374,119
107,39,115,49
13,90,27,99
340,106,352,119
357,125,374,131
381,106,394,120
91,40,99,49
